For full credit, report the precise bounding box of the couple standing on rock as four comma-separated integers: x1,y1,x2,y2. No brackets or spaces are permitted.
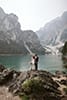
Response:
30,54,39,71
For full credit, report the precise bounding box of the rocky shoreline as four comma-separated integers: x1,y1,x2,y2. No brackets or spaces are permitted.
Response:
0,65,67,100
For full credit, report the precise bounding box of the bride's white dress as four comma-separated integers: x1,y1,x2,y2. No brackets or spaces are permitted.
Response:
31,58,35,70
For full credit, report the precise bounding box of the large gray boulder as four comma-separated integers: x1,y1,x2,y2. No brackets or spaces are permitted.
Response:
0,65,67,100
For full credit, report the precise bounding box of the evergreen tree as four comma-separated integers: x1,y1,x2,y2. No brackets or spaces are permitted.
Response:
62,41,67,55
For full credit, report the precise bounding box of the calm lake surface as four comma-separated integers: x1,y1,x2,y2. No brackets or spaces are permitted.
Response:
0,54,67,73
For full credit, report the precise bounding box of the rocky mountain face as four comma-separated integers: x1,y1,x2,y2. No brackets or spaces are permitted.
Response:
36,11,67,46
0,7,45,54
22,30,45,54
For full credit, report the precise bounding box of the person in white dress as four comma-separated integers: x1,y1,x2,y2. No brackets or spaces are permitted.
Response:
30,54,39,70
30,55,35,70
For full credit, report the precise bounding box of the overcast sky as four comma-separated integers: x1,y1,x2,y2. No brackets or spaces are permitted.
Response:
0,0,67,31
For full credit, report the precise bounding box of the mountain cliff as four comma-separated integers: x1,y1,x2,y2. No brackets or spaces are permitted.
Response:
0,7,45,54
36,11,67,46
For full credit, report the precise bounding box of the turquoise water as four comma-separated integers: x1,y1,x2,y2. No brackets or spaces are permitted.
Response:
0,54,67,73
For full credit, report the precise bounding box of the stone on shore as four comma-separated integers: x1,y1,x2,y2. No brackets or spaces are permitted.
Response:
0,65,67,100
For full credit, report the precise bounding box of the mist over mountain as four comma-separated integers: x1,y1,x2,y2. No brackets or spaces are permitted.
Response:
0,7,45,54
36,11,67,46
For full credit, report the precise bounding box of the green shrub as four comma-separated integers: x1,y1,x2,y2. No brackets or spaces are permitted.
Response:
19,78,45,100
22,79,44,93
20,94,29,100
63,87,67,94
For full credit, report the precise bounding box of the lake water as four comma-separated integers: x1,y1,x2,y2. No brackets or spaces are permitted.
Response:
0,54,67,73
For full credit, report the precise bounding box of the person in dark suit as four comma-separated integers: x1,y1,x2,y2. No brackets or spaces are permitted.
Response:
34,54,39,70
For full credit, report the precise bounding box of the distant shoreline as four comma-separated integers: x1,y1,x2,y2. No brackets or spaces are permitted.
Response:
0,54,26,56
